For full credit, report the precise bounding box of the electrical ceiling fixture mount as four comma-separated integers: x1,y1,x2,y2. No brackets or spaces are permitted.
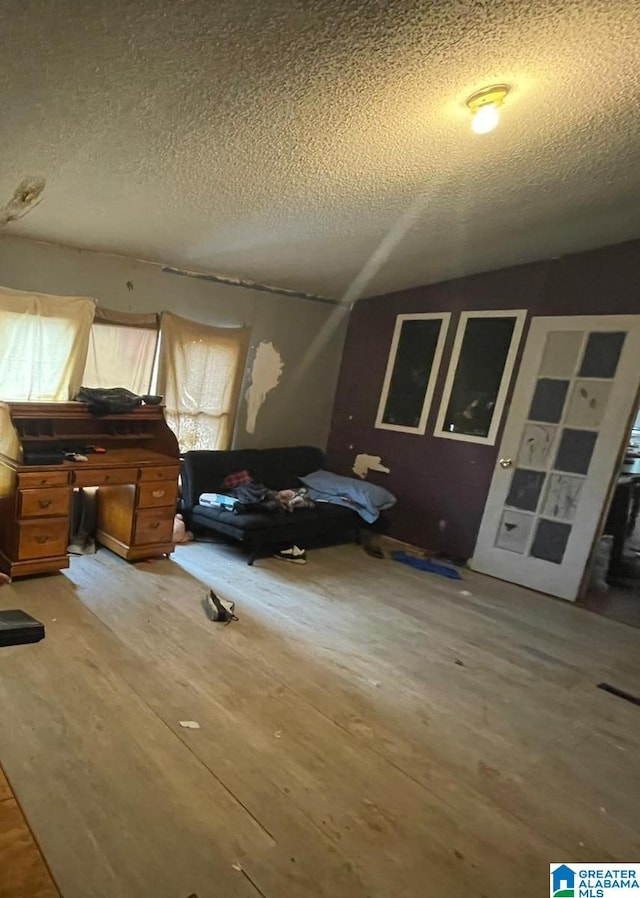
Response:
466,84,510,135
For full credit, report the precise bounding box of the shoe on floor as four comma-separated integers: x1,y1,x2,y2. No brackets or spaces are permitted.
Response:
67,538,96,556
202,589,238,622
273,546,307,565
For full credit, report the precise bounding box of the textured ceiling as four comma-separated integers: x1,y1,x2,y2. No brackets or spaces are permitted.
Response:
2,0,640,300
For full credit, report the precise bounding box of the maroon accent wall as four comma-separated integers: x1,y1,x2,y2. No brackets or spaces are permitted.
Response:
326,240,640,559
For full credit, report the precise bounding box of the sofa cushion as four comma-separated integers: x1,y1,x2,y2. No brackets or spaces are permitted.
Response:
190,500,359,547
192,500,355,532
181,446,325,509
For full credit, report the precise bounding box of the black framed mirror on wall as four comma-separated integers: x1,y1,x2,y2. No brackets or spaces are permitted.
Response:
375,313,450,434
434,310,527,445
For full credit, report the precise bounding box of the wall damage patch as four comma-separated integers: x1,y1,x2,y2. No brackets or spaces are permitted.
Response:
245,342,283,434
0,175,46,227
352,454,390,479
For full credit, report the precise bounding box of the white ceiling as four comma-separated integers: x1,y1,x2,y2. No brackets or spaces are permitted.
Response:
2,0,639,300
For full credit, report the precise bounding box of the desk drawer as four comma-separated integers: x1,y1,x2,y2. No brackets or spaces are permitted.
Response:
19,488,70,518
133,508,174,545
139,465,179,482
138,481,177,509
73,468,131,487
18,519,68,560
19,471,70,488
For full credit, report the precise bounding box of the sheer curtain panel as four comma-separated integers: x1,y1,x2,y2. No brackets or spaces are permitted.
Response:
158,312,250,452
83,307,159,395
0,286,95,401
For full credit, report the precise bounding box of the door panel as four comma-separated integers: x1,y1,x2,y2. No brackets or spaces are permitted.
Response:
471,315,640,601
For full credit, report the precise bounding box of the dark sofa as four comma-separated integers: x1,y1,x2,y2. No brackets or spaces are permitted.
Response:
180,446,363,563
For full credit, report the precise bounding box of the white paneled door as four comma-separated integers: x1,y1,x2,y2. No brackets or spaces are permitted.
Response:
471,315,640,601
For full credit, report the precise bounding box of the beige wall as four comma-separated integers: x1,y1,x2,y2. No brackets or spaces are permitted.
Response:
0,236,349,450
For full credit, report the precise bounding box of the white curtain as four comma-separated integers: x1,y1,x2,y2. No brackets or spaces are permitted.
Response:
158,312,249,452
83,307,159,395
0,286,95,401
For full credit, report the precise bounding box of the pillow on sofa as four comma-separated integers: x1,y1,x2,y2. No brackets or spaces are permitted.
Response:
299,469,396,524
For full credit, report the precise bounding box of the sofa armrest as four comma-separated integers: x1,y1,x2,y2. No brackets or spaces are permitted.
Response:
180,451,229,510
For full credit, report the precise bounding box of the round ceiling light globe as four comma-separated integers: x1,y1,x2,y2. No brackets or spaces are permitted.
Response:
471,103,500,134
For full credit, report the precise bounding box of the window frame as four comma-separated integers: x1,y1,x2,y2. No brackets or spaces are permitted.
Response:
433,309,527,446
374,312,451,435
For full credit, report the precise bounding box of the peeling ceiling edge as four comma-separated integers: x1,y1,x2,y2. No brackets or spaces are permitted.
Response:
161,266,338,305
4,232,640,308
1,233,339,305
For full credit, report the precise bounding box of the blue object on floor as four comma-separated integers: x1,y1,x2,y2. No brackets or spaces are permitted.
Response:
391,551,462,580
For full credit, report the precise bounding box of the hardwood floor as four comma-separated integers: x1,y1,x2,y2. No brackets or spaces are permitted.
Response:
582,583,640,630
0,541,639,898
0,766,60,897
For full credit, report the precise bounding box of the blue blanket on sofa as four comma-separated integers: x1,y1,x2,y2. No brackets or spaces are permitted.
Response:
299,469,396,524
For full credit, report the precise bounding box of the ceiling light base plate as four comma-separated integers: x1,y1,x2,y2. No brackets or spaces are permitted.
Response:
466,84,510,113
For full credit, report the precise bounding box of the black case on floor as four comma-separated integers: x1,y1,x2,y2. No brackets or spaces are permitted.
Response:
0,610,46,647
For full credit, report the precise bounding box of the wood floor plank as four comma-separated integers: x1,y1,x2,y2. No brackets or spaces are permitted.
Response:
170,540,640,857
62,558,563,897
0,768,11,803
0,541,639,898
0,580,272,898
169,543,640,859
0,794,60,898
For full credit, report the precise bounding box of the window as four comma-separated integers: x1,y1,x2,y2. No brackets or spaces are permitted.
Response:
434,310,527,445
0,287,95,401
158,312,250,453
375,313,450,434
83,308,159,395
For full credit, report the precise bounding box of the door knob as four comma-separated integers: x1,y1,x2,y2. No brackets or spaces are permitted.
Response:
499,458,513,469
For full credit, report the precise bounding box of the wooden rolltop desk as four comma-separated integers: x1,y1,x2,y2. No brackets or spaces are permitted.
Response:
0,402,180,578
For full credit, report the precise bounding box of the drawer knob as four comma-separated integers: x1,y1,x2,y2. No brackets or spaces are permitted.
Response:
104,475,111,482
35,536,49,544
150,522,160,529
38,499,52,508
151,490,165,498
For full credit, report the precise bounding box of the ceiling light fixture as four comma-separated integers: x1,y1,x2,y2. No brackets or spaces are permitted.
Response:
466,84,510,135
